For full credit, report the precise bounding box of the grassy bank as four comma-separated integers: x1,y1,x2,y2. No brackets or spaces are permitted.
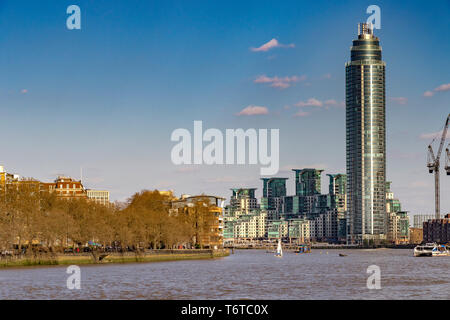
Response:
0,250,230,268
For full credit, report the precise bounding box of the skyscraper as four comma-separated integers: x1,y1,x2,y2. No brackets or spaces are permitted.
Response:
346,23,386,244
229,188,258,214
292,169,323,196
260,177,288,212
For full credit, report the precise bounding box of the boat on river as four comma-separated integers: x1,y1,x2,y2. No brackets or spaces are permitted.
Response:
414,243,450,257
294,244,311,254
431,244,450,256
274,239,283,258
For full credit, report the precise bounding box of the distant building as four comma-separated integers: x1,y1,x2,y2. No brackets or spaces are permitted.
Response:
0,165,10,187
224,188,266,242
409,227,423,244
224,168,349,244
224,165,404,245
1,167,110,204
171,195,225,249
157,190,178,200
224,210,267,241
86,189,110,206
260,177,288,213
413,214,435,228
267,220,288,239
0,165,26,189
327,174,347,242
40,176,87,200
287,219,310,243
229,188,258,214
292,169,322,196
387,211,410,244
309,211,338,243
0,165,45,194
423,215,450,244
386,181,401,213
385,182,409,244
346,23,387,244
41,176,110,204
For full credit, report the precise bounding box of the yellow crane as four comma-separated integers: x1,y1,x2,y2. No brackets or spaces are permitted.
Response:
427,114,450,219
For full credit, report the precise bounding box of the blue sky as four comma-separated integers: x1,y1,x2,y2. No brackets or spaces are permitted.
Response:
0,0,449,217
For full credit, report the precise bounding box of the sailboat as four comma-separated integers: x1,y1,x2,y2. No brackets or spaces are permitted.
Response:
275,239,283,258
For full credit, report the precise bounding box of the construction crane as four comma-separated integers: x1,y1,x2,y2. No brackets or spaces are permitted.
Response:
445,144,450,176
427,113,450,219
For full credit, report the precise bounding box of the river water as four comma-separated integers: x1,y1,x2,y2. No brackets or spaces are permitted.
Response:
0,249,449,299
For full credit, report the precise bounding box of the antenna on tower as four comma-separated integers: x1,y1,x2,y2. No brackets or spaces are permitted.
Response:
80,167,83,183
358,22,374,39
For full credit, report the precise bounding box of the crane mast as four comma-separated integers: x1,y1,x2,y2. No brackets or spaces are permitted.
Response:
427,114,450,219
446,145,450,176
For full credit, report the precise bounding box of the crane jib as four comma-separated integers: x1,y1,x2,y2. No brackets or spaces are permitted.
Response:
427,113,450,220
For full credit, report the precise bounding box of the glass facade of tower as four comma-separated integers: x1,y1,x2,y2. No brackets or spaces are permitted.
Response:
327,174,348,241
261,178,287,198
346,23,386,242
261,178,288,211
292,169,323,196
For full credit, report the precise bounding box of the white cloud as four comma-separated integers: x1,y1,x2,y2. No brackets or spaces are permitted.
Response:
293,98,344,111
251,38,295,52
254,74,306,89
236,105,269,116
323,100,345,109
424,83,450,97
295,98,323,108
435,83,450,92
419,130,450,140
390,97,408,105
293,110,310,117
324,99,338,105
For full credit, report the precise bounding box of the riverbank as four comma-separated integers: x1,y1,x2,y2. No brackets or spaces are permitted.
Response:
0,249,230,268
226,244,417,250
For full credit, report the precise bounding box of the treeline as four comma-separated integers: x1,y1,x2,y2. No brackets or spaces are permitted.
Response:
0,182,219,259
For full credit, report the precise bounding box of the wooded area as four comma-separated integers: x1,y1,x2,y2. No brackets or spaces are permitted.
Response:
0,183,219,262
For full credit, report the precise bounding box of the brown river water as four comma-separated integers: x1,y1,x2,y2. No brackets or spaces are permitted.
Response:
0,249,449,299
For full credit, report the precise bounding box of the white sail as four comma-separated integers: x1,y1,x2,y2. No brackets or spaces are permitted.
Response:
276,239,283,257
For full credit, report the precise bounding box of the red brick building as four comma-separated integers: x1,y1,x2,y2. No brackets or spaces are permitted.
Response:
41,176,87,200
423,214,450,244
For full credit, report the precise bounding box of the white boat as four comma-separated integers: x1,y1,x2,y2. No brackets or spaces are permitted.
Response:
275,239,283,258
414,243,450,257
432,245,450,257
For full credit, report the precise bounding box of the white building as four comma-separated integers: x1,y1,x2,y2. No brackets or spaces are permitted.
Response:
86,189,110,206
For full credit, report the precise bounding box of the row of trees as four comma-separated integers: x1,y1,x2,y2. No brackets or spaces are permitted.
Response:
0,182,219,259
